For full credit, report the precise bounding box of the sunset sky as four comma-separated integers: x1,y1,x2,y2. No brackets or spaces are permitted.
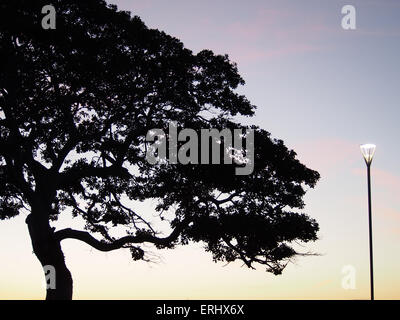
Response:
1,0,400,299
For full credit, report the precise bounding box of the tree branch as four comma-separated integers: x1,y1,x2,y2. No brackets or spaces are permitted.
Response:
57,164,130,188
54,218,190,252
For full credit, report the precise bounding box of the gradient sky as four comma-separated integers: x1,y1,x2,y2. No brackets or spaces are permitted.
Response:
1,0,400,299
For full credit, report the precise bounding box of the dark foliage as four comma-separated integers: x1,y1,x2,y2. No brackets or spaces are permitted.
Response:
0,0,320,298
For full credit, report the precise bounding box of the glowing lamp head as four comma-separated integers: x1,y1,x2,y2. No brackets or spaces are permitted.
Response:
360,144,376,165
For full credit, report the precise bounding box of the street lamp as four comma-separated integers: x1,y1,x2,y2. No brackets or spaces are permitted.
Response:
360,143,376,300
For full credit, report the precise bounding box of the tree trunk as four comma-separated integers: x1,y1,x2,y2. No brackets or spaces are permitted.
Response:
26,213,73,300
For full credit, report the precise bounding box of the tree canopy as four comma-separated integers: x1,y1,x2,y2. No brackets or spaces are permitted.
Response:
0,0,320,299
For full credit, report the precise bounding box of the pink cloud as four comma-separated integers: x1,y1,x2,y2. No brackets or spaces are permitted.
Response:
226,9,294,41
380,207,400,221
294,139,400,200
214,8,330,64
374,207,400,237
221,42,322,66
115,0,154,12
352,167,400,196
262,43,322,58
387,226,400,236
294,138,359,174
352,168,400,236
371,168,400,191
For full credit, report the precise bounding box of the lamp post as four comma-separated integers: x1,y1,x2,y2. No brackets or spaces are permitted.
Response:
360,143,376,300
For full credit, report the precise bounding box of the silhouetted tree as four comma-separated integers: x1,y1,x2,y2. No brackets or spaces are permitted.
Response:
0,0,320,300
